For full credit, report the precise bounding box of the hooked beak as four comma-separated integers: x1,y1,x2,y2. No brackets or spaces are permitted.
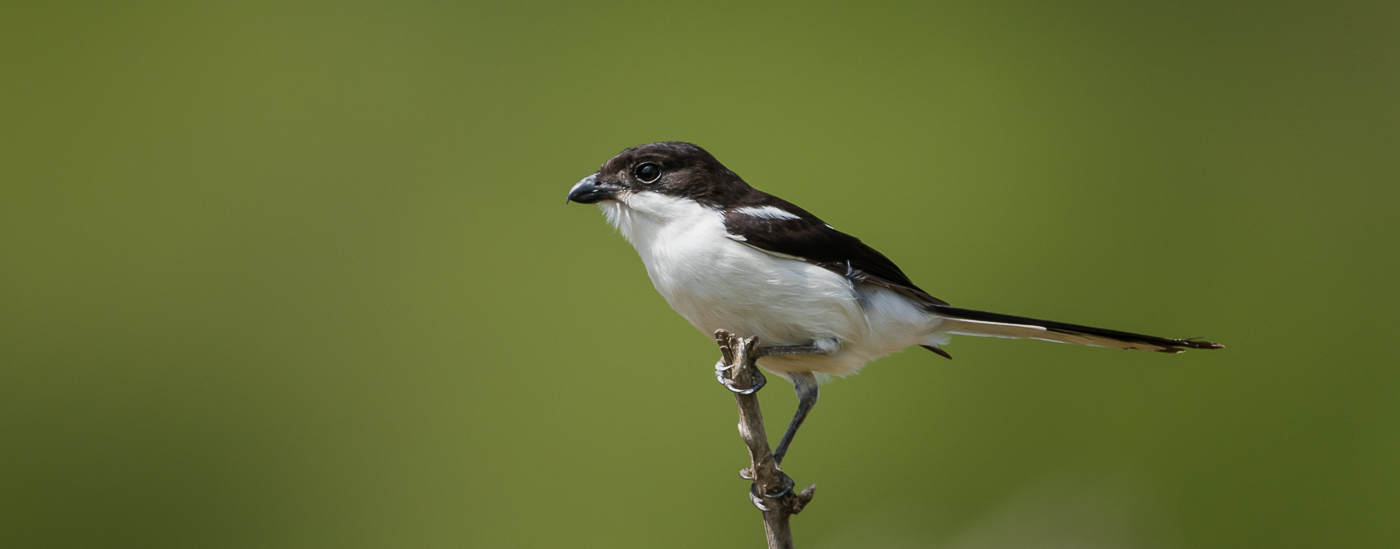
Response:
565,174,622,204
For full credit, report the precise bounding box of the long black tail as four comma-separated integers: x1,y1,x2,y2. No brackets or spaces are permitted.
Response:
928,305,1224,354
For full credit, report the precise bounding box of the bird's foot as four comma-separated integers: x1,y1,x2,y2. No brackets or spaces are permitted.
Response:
715,359,766,395
747,471,796,511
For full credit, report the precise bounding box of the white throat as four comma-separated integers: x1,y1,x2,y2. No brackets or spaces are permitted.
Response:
597,191,719,252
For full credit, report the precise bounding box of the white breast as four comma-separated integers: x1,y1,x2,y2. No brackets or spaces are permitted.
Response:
599,191,943,377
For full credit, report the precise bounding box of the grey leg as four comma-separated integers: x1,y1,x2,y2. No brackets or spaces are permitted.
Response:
756,338,840,358
723,338,836,466
772,372,819,466
756,344,824,357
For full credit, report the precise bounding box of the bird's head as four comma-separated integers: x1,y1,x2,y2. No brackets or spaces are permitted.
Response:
565,142,749,208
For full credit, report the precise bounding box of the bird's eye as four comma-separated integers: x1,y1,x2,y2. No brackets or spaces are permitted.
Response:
634,162,662,184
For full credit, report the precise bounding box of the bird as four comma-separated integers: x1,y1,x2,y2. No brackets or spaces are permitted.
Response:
566,141,1222,466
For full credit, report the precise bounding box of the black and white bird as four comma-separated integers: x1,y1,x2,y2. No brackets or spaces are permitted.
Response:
567,141,1221,464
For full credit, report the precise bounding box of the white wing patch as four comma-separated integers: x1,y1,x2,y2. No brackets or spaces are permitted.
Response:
734,241,807,262
734,205,801,221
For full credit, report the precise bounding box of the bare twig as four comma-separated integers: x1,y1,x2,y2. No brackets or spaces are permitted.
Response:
715,330,817,549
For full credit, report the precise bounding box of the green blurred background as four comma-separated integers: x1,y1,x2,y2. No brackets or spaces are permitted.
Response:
2,1,1397,547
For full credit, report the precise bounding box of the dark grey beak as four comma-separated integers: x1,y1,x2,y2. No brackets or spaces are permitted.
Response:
565,174,622,204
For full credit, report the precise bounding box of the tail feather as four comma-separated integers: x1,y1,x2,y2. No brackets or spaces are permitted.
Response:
929,305,1223,354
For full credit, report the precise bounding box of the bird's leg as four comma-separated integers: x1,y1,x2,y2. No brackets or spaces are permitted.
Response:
755,337,840,357
720,337,836,464
772,372,819,466
756,338,837,465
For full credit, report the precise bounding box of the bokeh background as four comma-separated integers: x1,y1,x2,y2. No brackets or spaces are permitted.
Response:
3,1,1397,548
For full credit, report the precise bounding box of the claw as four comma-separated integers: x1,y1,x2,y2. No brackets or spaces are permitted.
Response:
747,474,795,510
749,488,769,511
719,372,766,395
714,360,734,385
716,359,767,394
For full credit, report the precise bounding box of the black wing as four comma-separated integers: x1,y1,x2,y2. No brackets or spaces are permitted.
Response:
723,196,948,306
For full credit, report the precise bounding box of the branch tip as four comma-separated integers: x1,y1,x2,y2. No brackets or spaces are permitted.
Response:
713,330,815,548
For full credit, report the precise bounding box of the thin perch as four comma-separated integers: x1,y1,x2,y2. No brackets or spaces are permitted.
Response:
715,330,817,549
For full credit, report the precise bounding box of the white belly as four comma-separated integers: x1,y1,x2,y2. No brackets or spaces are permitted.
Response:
600,194,943,377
